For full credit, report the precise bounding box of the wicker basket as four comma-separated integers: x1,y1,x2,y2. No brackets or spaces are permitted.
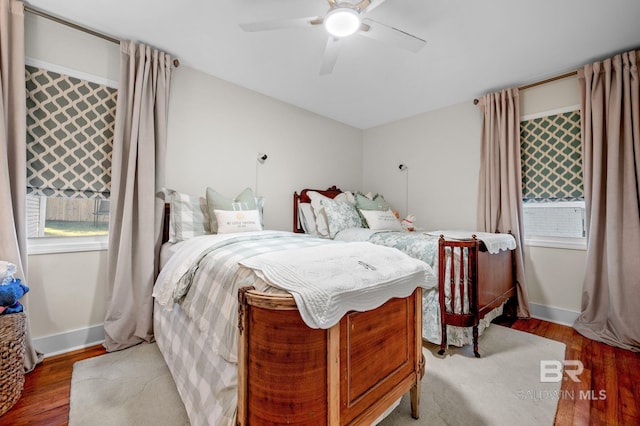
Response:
0,312,26,417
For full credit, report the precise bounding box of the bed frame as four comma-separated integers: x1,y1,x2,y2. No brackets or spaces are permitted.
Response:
237,287,424,425
162,203,425,424
292,187,516,357
292,186,342,234
437,236,515,357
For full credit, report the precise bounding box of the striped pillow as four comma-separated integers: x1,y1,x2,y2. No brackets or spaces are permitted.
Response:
164,189,211,242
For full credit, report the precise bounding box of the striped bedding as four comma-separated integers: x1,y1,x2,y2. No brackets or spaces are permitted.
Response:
153,231,327,426
152,230,430,426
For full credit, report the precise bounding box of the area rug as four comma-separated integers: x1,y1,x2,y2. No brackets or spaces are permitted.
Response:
69,325,565,426
378,325,566,426
69,342,189,426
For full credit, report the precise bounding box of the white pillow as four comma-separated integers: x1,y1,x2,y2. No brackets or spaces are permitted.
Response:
206,187,257,233
307,190,355,238
214,209,263,234
298,202,317,234
360,209,403,231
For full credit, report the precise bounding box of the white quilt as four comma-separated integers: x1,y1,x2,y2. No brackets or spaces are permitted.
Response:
240,241,435,329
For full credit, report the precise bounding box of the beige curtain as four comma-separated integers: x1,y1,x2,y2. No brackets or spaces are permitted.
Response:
573,49,640,352
0,0,43,372
476,88,530,318
104,41,172,352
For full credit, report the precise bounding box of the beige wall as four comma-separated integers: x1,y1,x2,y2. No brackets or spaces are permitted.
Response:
362,76,586,319
362,101,482,229
27,251,108,336
24,10,588,354
165,67,363,232
25,12,362,352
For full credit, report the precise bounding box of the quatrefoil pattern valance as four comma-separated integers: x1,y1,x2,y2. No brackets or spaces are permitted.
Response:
25,65,117,199
520,110,584,203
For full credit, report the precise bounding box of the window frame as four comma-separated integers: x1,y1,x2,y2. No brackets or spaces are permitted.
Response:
25,57,117,255
28,235,108,255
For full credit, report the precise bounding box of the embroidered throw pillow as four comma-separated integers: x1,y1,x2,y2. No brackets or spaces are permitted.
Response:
214,209,263,234
359,209,403,231
206,187,257,233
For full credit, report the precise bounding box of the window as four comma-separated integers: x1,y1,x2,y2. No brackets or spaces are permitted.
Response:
25,60,117,253
520,106,586,250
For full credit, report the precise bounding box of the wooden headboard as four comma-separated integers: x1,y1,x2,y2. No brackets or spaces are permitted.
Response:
292,185,343,233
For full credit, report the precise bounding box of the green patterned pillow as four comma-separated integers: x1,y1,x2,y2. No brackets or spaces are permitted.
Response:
206,187,257,233
355,192,391,211
321,198,363,238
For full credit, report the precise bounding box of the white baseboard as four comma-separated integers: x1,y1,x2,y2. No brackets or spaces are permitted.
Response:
33,324,104,358
529,303,580,327
32,305,578,357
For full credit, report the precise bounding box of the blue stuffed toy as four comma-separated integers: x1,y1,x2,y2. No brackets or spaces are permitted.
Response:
0,278,29,308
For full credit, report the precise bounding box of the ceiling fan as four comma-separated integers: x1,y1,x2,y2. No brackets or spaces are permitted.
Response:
239,0,426,75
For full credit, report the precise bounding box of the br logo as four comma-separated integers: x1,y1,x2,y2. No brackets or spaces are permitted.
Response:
540,360,584,383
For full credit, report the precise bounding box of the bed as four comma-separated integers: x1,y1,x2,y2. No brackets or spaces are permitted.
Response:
153,200,433,425
293,186,517,357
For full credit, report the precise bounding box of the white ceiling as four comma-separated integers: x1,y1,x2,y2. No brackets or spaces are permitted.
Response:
25,0,640,129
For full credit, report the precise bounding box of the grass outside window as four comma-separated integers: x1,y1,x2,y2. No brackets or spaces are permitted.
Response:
44,221,109,237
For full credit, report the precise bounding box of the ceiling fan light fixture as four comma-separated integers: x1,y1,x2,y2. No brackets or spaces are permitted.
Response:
324,8,360,37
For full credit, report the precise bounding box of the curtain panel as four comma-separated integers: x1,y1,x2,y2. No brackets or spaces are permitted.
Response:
0,0,42,372
103,41,172,352
476,88,530,318
573,49,640,352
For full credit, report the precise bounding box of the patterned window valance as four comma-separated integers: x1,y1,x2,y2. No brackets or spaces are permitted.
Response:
520,110,584,203
26,65,117,200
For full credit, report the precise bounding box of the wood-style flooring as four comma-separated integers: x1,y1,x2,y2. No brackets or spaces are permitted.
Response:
1,318,638,425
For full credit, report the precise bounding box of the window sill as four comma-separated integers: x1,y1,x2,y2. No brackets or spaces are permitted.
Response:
28,235,108,255
524,236,586,251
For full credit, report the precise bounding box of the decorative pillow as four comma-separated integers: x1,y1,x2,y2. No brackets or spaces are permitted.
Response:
308,190,356,238
298,202,317,234
360,209,403,231
214,209,262,234
356,192,391,211
206,187,257,233
164,189,210,242
255,196,265,227
321,198,363,238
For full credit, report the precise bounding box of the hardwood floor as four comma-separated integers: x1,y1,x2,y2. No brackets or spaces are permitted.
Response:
1,344,106,426
1,318,638,425
494,317,640,426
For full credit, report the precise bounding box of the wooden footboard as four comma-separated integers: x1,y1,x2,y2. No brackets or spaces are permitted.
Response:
437,236,516,357
477,247,516,316
237,287,424,425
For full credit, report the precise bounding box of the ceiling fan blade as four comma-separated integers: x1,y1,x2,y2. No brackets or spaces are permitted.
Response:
364,0,388,13
239,16,322,32
320,37,342,75
359,18,426,53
